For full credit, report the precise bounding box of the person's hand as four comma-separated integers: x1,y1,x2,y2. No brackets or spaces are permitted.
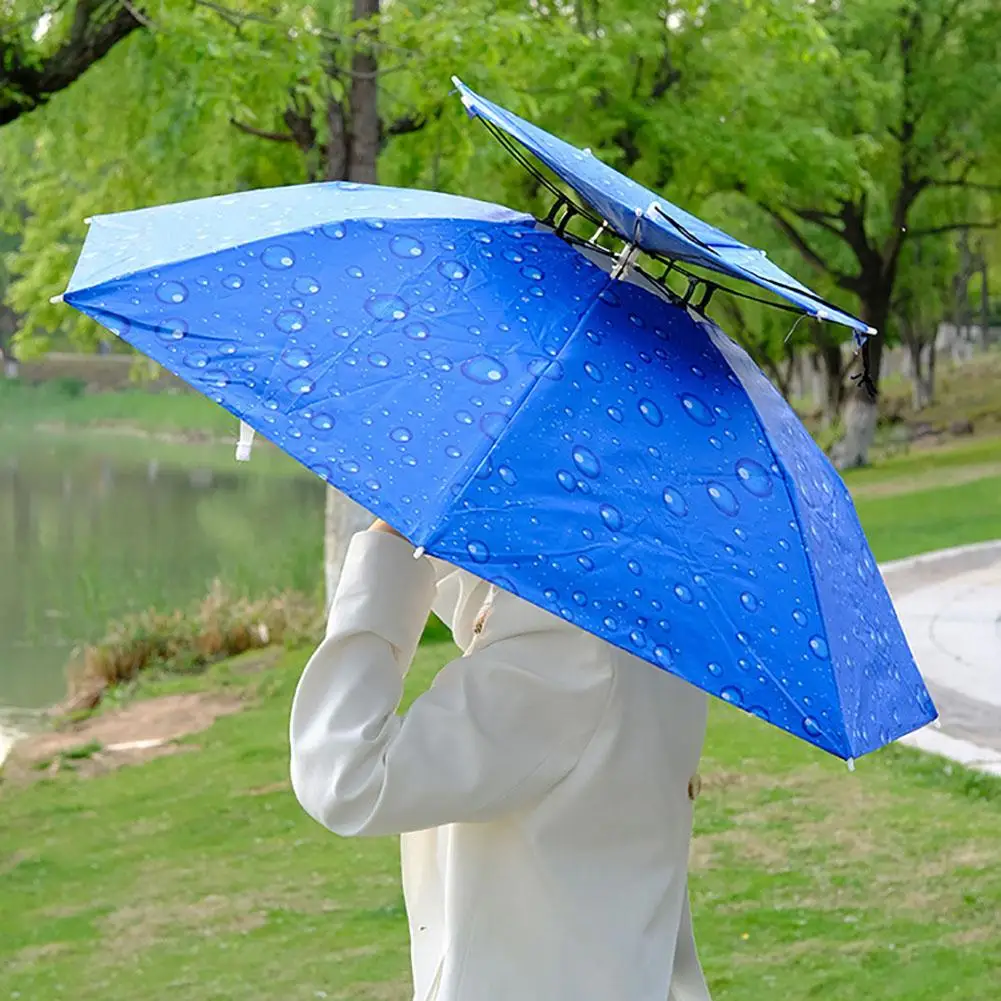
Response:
369,518,403,538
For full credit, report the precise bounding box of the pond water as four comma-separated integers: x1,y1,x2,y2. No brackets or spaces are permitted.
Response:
0,431,325,723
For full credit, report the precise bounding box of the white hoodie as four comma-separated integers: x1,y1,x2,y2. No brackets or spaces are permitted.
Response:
290,530,711,1001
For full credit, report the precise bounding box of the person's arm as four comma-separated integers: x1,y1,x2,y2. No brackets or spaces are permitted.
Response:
289,530,613,837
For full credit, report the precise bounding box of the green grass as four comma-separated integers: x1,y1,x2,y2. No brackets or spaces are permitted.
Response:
2,375,1000,999
0,378,234,436
2,648,998,1001
843,435,1001,489
855,473,1001,562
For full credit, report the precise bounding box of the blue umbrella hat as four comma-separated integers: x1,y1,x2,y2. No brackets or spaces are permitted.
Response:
55,179,934,761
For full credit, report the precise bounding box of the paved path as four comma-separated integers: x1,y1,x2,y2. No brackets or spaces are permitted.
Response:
883,541,1001,776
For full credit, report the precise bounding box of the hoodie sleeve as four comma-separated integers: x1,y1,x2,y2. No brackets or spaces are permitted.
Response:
289,531,613,837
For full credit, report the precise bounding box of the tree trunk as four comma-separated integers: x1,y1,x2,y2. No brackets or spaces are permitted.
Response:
322,0,383,610
831,303,885,470
324,486,371,612
816,339,843,430
907,337,935,411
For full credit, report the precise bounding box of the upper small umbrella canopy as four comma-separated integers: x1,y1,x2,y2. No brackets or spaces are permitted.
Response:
56,182,934,760
453,78,872,338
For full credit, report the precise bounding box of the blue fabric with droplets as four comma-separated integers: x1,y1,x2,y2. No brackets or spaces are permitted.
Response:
62,181,934,759
453,78,871,337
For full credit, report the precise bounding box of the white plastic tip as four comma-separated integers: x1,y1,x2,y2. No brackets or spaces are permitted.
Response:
816,308,830,322
235,421,255,462
866,325,878,336
846,758,856,773
49,294,64,305
932,718,942,730
582,147,592,156
84,217,93,224
413,546,426,559
645,201,663,219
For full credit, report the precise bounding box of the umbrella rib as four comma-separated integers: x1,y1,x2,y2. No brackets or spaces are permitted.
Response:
419,274,612,555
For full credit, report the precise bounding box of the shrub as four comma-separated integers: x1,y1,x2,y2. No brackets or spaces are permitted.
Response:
64,581,322,710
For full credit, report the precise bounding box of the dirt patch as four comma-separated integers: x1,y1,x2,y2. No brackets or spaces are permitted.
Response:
2,692,245,783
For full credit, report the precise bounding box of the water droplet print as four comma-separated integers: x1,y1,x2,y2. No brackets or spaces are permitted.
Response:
390,235,425,258
292,276,321,296
792,609,808,627
156,281,188,304
599,504,623,531
480,413,507,439
740,592,760,612
438,260,469,281
462,356,507,385
527,358,564,380
571,446,600,479
261,245,295,269
638,399,663,426
365,295,408,321
282,348,312,369
808,636,830,660
707,482,740,517
467,540,490,563
803,717,822,737
184,351,209,369
721,686,743,706
390,427,412,443
222,274,244,290
157,319,187,342
735,458,773,497
311,414,334,431
583,362,603,382
662,488,688,517
276,311,305,333
707,663,723,677
680,394,714,426
498,465,518,486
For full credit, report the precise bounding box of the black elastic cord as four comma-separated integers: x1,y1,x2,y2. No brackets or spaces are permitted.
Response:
851,338,879,400
696,283,717,311
556,204,579,237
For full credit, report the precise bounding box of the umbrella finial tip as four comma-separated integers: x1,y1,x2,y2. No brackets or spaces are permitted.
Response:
866,325,878,336
846,758,856,773
84,217,93,225
49,293,64,305
413,546,426,559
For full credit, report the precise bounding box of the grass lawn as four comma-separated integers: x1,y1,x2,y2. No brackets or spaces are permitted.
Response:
2,647,999,1001
0,378,234,437
2,381,1000,1000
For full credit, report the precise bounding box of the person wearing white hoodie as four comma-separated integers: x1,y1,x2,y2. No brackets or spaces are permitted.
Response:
290,520,712,1001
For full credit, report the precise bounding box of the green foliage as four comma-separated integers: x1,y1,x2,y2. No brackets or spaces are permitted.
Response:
1,0,999,377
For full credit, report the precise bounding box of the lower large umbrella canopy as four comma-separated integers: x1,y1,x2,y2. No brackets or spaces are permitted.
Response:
57,181,936,760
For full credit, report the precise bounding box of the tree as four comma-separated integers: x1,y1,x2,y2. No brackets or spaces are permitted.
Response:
891,236,955,410
0,0,586,602
730,1,1001,466
0,0,142,126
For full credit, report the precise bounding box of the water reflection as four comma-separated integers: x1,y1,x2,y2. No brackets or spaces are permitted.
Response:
0,437,324,711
